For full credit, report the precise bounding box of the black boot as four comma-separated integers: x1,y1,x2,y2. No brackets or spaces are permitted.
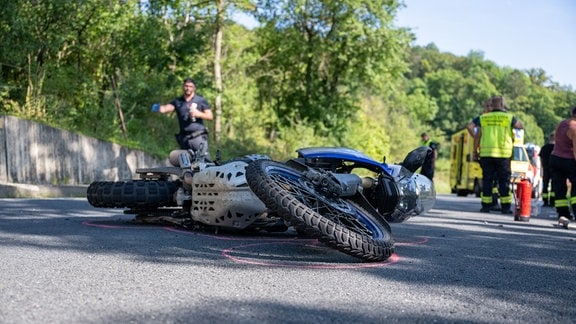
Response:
490,201,501,211
480,203,491,213
501,203,512,214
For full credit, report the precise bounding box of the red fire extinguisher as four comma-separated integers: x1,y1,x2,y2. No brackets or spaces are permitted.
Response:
514,179,532,222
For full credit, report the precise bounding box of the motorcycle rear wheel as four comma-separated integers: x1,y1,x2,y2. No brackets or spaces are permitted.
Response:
87,180,177,208
246,159,394,262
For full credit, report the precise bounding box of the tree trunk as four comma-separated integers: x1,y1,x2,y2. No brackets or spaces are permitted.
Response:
213,0,224,149
110,74,127,139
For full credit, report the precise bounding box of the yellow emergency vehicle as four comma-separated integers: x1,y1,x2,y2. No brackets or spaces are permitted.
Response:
450,128,535,197
450,129,482,196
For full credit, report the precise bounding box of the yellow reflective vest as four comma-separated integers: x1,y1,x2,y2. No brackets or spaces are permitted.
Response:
479,111,514,158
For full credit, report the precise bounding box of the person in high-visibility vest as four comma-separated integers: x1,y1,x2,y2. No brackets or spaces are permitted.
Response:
472,96,523,214
550,105,576,228
467,99,501,211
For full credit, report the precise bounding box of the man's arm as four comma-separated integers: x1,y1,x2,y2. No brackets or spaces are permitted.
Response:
568,121,576,160
158,103,175,113
190,97,214,121
473,127,482,160
151,103,175,114
191,108,213,121
572,135,576,161
190,103,214,120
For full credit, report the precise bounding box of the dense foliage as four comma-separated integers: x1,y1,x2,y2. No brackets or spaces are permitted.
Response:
1,0,575,191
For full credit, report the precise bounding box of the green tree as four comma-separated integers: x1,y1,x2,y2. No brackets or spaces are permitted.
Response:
251,0,410,141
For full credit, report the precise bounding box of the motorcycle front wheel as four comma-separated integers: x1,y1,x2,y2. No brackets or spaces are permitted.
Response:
246,159,394,262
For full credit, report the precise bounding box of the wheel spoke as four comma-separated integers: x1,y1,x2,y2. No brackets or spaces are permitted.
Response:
270,173,374,236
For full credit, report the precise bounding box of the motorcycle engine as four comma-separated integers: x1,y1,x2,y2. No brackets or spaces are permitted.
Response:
376,169,435,223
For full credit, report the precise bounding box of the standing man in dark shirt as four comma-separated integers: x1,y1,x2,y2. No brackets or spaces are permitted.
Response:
152,78,213,153
420,132,439,181
539,132,555,206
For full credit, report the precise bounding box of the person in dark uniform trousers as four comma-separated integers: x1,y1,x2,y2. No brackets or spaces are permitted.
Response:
539,132,555,206
472,96,523,214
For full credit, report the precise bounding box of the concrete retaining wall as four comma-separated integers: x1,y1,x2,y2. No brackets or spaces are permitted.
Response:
0,115,169,185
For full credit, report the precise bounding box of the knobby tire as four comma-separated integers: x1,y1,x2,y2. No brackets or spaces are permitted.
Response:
87,180,177,208
246,159,394,262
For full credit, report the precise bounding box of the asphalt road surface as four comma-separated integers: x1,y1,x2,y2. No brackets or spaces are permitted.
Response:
0,195,574,323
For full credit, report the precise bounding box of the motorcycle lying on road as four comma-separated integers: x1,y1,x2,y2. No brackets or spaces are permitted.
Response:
87,146,435,262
